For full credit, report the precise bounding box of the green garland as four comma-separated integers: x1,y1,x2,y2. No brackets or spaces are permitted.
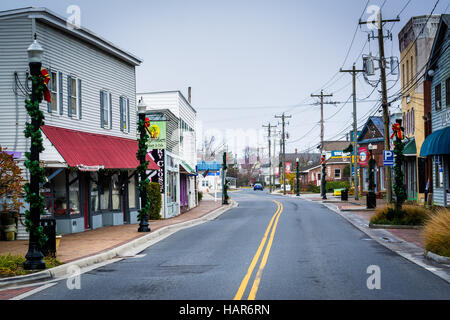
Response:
136,118,151,221
23,74,47,247
393,136,407,215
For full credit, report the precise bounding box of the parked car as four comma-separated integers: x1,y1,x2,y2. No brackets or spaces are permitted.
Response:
253,183,264,191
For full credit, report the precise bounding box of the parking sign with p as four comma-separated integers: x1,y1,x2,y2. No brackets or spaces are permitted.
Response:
383,150,394,166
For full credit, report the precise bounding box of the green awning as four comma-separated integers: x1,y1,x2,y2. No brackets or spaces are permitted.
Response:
403,138,416,156
180,161,196,174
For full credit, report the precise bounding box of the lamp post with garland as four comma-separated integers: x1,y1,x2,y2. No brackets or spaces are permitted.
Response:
23,35,48,270
136,97,151,232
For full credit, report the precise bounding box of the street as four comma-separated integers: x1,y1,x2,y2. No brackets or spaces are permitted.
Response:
23,190,450,300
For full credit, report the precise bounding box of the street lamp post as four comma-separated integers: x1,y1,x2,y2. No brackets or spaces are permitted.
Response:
321,152,327,200
137,97,150,232
24,35,46,270
296,157,300,196
367,143,376,209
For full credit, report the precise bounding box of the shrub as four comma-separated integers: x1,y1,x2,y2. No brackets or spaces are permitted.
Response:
422,207,450,258
307,183,320,193
198,191,203,202
325,181,350,193
370,204,430,226
0,254,62,277
146,182,162,220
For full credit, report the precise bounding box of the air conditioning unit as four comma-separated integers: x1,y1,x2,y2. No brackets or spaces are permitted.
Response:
436,100,442,109
363,56,375,76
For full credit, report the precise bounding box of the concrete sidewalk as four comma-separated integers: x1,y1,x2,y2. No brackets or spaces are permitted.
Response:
0,200,223,264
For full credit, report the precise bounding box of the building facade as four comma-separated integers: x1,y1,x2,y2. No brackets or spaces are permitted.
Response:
398,15,440,203
137,91,198,217
0,7,158,236
422,15,450,207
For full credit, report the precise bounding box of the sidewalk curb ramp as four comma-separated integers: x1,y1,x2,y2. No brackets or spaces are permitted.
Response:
0,201,238,289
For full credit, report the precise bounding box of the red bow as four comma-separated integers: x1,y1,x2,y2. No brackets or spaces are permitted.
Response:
144,117,152,135
390,123,403,140
41,68,51,103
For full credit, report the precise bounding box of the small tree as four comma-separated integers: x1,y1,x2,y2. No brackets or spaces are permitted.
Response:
146,182,162,220
0,146,24,215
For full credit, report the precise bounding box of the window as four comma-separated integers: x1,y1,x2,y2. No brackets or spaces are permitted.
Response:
53,170,67,216
435,156,442,188
67,75,79,118
334,169,341,179
410,56,413,82
120,96,129,132
379,167,385,190
100,90,111,128
49,71,58,112
406,59,409,85
435,83,442,110
68,171,80,215
446,78,450,107
99,172,110,210
402,63,405,88
90,173,100,212
128,170,136,208
411,108,414,134
111,173,120,210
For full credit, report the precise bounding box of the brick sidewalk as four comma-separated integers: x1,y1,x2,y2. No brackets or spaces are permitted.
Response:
0,200,223,263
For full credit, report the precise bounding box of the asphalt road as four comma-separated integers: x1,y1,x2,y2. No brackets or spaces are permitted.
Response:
25,189,450,300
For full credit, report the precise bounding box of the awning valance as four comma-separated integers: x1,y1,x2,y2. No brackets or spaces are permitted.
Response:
403,138,416,156
41,125,160,170
180,161,196,174
420,126,450,157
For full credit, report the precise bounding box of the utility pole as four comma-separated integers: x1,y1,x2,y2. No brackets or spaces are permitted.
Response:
340,65,364,200
262,123,276,193
311,90,333,199
359,10,399,203
275,113,291,195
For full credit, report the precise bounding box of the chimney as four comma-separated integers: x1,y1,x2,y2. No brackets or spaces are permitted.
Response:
188,87,191,104
295,148,298,154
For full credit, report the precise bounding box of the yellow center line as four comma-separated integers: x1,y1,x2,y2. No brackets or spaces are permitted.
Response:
248,201,283,300
233,200,283,300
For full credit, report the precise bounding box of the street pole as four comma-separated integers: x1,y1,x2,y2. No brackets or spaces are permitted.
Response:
340,65,364,200
359,10,399,204
296,157,300,196
311,90,332,199
263,123,276,193
137,98,150,233
275,113,291,195
222,151,228,205
24,35,46,270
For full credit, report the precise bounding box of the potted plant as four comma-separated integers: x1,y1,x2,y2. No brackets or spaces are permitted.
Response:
0,146,24,241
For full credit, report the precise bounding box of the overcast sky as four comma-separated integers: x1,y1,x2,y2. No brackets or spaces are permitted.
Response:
2,0,449,158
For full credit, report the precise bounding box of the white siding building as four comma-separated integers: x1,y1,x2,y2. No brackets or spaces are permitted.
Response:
137,91,198,218
0,7,158,236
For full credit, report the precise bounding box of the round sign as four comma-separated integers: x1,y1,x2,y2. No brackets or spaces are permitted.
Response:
359,151,367,162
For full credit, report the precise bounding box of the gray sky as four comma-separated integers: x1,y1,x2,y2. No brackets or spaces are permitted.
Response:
2,0,449,157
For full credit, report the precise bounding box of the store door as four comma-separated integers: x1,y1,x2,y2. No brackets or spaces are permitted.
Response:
83,174,90,229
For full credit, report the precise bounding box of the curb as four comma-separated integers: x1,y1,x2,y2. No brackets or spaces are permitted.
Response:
369,223,422,230
425,251,450,265
0,201,238,289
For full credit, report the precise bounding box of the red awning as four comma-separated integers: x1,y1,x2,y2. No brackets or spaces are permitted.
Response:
41,125,160,170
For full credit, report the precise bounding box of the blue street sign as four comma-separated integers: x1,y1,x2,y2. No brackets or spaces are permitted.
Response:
351,166,360,177
383,150,394,166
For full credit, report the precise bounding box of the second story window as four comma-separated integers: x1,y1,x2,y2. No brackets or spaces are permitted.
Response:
100,90,111,128
49,71,58,112
120,96,130,132
435,83,442,111
67,75,82,118
446,78,450,107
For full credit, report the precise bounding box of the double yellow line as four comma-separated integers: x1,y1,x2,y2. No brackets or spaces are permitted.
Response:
234,200,283,300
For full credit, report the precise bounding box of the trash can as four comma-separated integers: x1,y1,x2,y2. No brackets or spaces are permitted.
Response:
39,217,56,257
366,192,377,209
341,188,348,201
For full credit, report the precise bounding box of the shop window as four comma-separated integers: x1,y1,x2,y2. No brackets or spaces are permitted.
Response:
435,83,442,110
53,170,67,216
111,173,120,210
167,171,177,203
99,172,110,210
90,172,100,212
128,170,136,209
334,169,341,179
68,171,80,215
435,156,443,188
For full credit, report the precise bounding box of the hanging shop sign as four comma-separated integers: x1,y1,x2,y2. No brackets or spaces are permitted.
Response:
146,120,167,149
285,162,292,174
149,149,165,193
359,147,369,166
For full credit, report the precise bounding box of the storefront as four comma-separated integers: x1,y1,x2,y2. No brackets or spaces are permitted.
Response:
40,125,159,234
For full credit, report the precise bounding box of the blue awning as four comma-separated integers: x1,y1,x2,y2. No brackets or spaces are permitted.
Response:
420,126,450,157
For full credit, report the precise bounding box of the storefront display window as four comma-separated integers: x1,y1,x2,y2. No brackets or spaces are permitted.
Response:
128,170,136,208
68,171,80,215
99,172,110,210
90,172,100,212
167,171,177,203
111,173,120,210
54,170,67,216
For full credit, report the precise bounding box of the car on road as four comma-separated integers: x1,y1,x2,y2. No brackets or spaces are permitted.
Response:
253,183,264,191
